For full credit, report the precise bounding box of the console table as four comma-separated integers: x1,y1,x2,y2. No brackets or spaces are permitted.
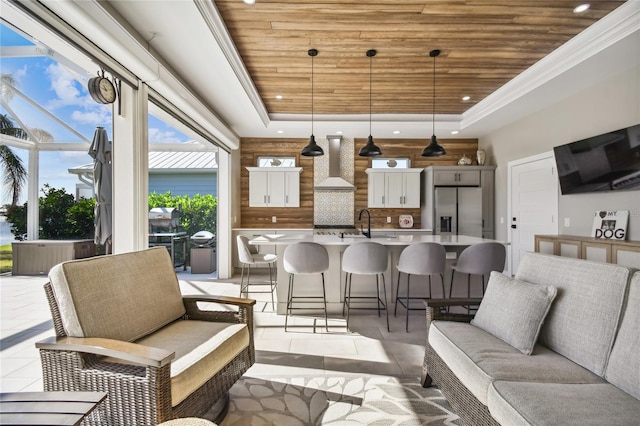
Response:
0,391,107,425
534,234,640,268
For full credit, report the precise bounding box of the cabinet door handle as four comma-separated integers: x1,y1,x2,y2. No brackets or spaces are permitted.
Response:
286,195,289,203
264,195,267,203
382,196,385,204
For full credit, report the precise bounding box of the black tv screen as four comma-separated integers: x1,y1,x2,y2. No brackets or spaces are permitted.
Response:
553,124,640,195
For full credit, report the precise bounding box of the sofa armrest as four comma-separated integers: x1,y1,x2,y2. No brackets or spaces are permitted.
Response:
423,298,481,328
36,336,175,367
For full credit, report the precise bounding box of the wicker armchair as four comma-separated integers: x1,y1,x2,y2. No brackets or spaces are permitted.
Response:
36,247,255,425
421,298,500,426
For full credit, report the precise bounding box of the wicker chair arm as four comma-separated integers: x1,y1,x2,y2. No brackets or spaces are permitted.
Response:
36,336,175,367
424,298,483,309
423,298,481,329
183,294,256,307
182,295,255,323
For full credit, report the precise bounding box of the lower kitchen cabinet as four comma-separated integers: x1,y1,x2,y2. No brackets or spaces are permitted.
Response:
534,234,640,268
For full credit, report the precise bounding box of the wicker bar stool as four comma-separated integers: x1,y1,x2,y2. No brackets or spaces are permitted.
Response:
237,235,278,310
283,242,330,332
342,241,390,332
395,242,446,332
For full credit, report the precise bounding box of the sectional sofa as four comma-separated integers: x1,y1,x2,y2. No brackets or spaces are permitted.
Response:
422,252,640,425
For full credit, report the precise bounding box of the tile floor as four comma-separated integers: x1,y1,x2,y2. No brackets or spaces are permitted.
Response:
0,269,428,393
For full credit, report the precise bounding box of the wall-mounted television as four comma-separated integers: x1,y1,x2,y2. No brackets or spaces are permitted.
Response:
553,124,640,195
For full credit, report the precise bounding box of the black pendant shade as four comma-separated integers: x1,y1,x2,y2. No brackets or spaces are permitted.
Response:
301,134,324,157
359,49,382,157
422,49,447,157
359,135,383,156
302,48,324,157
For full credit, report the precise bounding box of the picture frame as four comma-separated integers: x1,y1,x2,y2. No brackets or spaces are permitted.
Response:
591,210,629,240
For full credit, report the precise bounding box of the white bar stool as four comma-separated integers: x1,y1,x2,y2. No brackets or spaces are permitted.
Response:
283,242,330,332
237,235,278,310
342,241,390,332
395,242,446,332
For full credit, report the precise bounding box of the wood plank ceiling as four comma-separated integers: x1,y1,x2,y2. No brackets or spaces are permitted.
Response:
214,0,624,116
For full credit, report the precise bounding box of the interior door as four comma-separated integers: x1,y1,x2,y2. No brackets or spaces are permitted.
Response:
509,153,558,275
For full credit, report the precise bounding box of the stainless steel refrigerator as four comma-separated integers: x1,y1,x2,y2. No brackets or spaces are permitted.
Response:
434,187,483,236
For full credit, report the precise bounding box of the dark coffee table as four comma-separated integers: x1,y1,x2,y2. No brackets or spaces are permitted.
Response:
0,391,107,425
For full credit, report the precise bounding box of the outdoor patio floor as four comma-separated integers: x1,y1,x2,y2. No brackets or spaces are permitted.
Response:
0,268,428,393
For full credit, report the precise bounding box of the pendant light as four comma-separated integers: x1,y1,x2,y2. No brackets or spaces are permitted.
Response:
421,49,447,157
359,49,382,157
301,48,324,157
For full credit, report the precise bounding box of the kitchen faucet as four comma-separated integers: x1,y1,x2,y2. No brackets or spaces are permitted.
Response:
358,208,371,238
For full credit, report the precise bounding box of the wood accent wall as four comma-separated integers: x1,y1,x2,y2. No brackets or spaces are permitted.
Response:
240,138,315,228
354,138,479,229
240,137,477,229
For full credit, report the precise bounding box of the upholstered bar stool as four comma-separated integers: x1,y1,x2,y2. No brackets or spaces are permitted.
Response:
449,242,506,311
342,241,390,332
283,242,330,332
237,235,278,310
395,242,446,332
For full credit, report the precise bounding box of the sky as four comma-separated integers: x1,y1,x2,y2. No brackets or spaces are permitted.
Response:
0,22,191,205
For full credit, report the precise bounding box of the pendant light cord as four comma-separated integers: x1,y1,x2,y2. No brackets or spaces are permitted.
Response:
432,52,436,136
311,52,314,136
369,53,372,136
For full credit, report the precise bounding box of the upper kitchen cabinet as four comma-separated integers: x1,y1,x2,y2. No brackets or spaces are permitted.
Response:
366,168,422,208
247,167,302,207
433,169,480,186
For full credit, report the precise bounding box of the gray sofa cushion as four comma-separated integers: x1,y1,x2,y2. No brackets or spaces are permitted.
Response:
429,321,603,405
515,252,632,376
605,271,640,399
488,381,640,426
49,247,186,341
471,272,556,355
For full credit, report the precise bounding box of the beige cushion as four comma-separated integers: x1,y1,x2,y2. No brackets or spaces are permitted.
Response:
605,271,640,399
515,252,632,376
136,320,249,406
488,381,640,426
429,321,603,405
471,272,556,355
48,247,186,341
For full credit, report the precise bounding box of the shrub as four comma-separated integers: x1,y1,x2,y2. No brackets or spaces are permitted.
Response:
148,191,217,244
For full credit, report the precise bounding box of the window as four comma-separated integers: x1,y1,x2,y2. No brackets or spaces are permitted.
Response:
257,156,296,167
371,158,410,169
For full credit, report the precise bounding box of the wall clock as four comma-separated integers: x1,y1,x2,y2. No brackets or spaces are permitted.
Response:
88,71,116,104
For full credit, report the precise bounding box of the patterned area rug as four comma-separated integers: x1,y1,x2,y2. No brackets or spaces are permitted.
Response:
219,375,461,425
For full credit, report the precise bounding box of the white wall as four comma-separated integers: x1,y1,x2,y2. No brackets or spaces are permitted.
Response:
482,64,640,242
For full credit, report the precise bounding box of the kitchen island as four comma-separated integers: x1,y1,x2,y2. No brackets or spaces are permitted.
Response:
249,233,507,316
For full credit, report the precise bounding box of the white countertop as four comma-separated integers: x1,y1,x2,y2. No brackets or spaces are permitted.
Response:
250,233,506,246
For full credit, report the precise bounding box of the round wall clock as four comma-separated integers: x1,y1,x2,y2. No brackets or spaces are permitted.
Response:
88,72,116,104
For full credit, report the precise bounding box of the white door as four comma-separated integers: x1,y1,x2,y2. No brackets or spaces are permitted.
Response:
508,152,558,275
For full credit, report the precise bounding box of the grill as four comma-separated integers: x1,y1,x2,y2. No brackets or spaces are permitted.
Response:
191,231,216,248
148,207,181,233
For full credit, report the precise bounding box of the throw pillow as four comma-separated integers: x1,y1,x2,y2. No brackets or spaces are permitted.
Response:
471,271,557,355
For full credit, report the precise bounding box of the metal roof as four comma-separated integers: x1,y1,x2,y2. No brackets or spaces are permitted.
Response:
69,151,217,175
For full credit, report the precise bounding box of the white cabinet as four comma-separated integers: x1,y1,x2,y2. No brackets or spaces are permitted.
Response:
247,167,302,207
366,168,422,208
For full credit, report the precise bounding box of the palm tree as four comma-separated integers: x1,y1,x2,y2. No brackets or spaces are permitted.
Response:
0,115,27,206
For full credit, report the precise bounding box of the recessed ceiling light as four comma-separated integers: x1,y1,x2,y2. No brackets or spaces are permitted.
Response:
393,130,401,134
450,130,460,135
243,0,256,5
277,130,284,134
275,95,283,99
573,4,590,13
462,96,471,101
336,131,343,134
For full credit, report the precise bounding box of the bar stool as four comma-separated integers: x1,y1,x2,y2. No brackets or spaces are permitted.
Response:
449,242,506,308
395,242,446,332
283,242,330,332
342,241,389,332
237,235,278,310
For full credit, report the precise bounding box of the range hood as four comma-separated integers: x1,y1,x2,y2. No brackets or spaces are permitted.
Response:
314,136,356,191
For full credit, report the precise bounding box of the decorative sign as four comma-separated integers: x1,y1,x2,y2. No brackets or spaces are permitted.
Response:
591,210,629,240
